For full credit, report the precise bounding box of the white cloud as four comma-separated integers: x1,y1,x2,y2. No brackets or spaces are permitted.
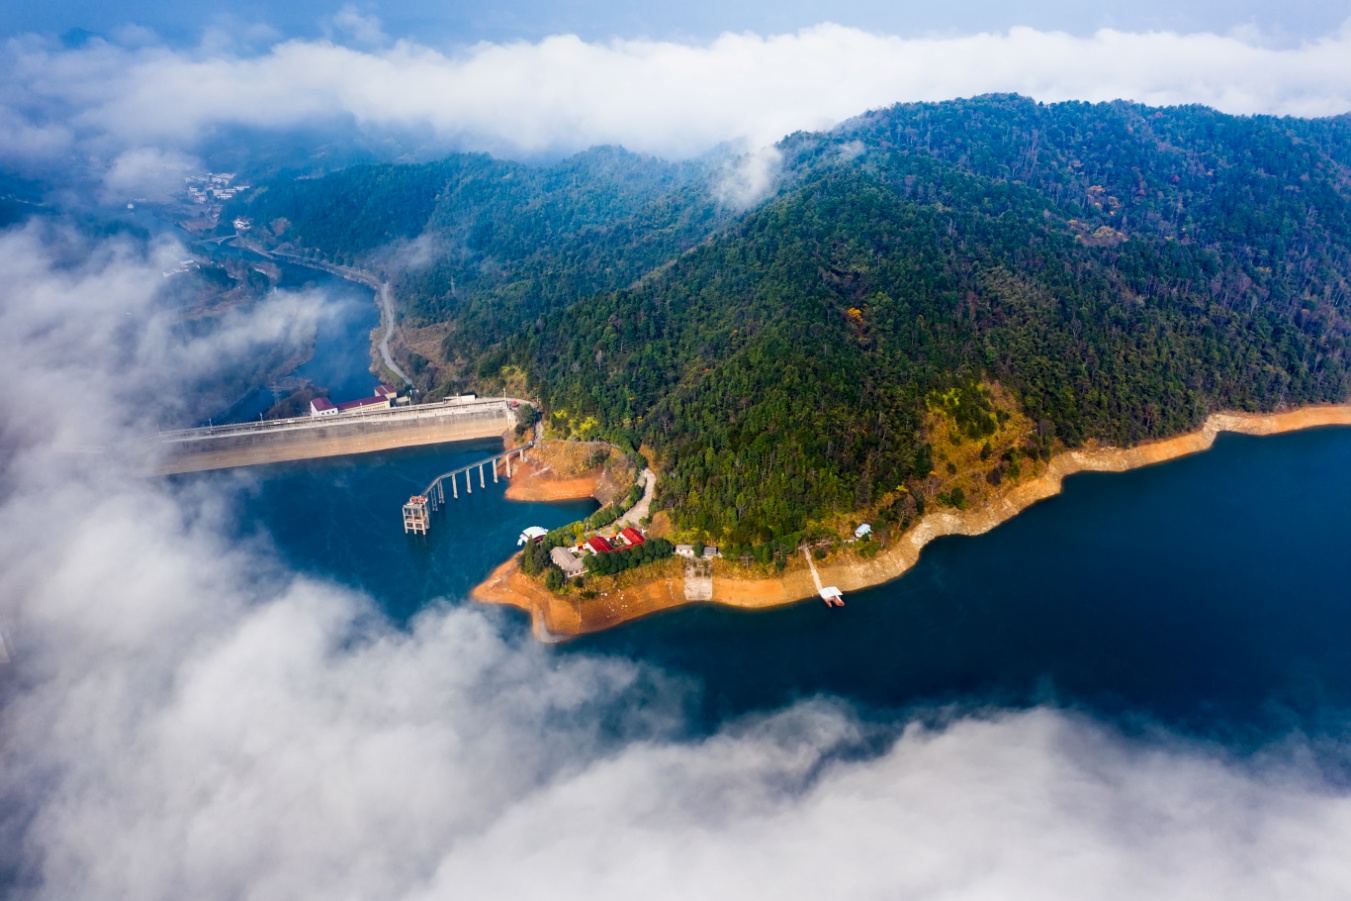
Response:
326,4,389,47
0,223,331,450
3,225,1351,899
100,146,201,202
2,21,1351,172
715,144,782,210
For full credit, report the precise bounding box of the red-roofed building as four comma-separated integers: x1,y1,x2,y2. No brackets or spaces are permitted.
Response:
309,397,338,417
335,395,391,413
374,384,397,401
585,536,614,554
620,527,645,547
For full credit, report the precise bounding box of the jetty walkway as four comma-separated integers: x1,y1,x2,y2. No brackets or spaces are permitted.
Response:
403,441,535,533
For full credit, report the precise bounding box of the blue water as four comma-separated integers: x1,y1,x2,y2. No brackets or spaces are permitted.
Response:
215,424,1351,761
573,427,1351,749
215,262,382,424
200,441,596,622
185,234,1351,759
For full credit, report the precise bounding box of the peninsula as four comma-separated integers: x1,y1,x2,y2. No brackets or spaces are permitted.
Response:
223,95,1351,639
474,405,1351,639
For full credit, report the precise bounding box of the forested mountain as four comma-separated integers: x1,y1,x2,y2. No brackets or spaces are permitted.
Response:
235,95,1351,556
231,146,730,356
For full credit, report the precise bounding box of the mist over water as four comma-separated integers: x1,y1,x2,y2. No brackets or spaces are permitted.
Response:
238,421,1351,758
6,219,1351,897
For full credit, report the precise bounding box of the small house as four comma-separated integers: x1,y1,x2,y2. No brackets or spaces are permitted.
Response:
586,536,614,555
550,546,586,577
620,527,645,547
309,397,338,417
854,524,873,539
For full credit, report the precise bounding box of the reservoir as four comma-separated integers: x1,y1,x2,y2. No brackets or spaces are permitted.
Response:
221,423,1351,759
194,245,1351,760
212,260,382,424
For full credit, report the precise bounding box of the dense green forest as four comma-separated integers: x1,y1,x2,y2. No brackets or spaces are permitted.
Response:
235,95,1351,555
229,146,730,367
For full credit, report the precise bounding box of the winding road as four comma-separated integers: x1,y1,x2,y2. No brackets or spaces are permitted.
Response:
374,281,412,385
239,241,412,386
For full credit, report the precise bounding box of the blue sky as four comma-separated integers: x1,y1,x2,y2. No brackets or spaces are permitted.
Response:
5,0,1349,46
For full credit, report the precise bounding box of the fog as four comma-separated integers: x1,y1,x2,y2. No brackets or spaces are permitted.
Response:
2,21,1351,188
3,14,1351,895
2,215,1351,898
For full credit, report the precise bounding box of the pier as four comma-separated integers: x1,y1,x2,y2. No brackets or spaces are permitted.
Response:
803,546,844,607
403,442,535,534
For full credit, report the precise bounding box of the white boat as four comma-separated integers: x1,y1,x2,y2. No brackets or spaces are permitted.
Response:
517,526,548,546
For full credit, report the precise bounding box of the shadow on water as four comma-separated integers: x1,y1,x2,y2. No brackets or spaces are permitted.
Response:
565,427,1351,754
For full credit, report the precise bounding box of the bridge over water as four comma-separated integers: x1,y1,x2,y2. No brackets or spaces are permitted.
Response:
403,441,535,533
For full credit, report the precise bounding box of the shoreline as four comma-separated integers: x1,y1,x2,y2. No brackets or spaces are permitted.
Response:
503,457,603,502
474,404,1351,639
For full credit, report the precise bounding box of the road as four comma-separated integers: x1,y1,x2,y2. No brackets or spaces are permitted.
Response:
375,281,412,385
615,468,657,529
237,241,412,386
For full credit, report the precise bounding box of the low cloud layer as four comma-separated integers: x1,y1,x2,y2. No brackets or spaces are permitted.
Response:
3,223,1351,898
3,20,1351,179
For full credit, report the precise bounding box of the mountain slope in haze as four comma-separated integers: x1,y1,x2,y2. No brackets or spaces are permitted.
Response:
231,146,732,382
238,95,1351,557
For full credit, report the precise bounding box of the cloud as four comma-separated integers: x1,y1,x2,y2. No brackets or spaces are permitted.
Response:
326,4,388,47
2,21,1351,175
99,146,200,202
0,222,331,451
3,224,1351,899
715,145,783,210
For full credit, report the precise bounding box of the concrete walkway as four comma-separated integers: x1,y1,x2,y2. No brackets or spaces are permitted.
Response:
615,468,657,529
802,546,824,594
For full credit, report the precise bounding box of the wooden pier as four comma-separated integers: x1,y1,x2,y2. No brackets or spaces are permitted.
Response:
402,442,534,534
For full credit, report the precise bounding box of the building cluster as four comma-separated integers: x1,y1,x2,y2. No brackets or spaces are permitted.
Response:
183,172,251,205
549,526,650,578
161,258,200,278
309,384,399,417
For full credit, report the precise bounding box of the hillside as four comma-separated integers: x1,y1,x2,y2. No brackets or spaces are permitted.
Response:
236,95,1351,562
229,146,730,383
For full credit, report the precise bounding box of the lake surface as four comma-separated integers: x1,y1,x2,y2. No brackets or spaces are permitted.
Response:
206,442,597,623
221,424,1351,764
196,241,1351,762
214,258,382,424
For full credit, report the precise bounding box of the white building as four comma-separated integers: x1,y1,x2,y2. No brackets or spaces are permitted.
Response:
550,546,586,577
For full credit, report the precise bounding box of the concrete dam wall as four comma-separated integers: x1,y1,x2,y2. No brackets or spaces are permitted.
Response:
157,406,516,474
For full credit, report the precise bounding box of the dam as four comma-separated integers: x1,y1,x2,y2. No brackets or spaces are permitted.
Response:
156,398,523,474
